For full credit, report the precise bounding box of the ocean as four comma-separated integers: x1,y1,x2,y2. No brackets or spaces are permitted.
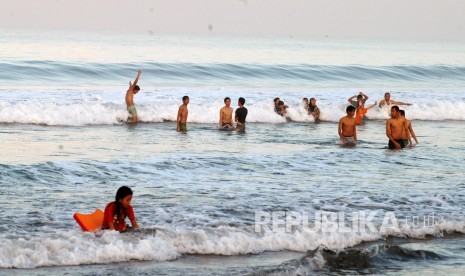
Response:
1,28,465,275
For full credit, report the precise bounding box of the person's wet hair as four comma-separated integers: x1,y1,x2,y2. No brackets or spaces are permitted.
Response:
115,186,133,202
309,98,317,112
238,97,245,105
357,95,363,100
224,97,231,103
346,105,355,113
278,100,284,106
274,97,280,104
303,97,308,101
391,105,400,112
385,92,390,96
114,186,133,222
134,85,140,91
182,95,189,101
399,110,405,116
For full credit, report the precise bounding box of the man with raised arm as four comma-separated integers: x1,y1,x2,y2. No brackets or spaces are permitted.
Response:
379,92,412,108
125,70,142,123
348,92,368,109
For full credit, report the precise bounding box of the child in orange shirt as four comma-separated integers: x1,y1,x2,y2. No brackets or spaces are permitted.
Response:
102,186,139,231
355,101,377,125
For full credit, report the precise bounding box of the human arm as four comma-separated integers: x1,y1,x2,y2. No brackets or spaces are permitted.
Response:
130,218,139,229
133,69,142,86
366,101,377,111
219,109,223,127
353,123,357,141
360,92,369,103
338,119,346,142
229,108,234,125
408,123,419,144
128,70,142,89
392,100,412,106
348,95,357,104
126,206,139,230
404,120,413,147
176,106,182,131
378,100,385,108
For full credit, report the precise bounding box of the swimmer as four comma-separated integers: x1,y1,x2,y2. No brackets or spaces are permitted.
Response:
235,97,248,132
220,97,234,128
386,106,412,149
338,105,357,145
400,110,419,146
125,70,142,123
176,96,189,132
379,92,412,108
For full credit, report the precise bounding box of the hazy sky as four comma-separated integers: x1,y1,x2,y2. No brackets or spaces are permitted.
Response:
1,0,464,40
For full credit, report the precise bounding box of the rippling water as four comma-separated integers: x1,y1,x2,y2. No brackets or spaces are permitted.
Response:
1,29,465,275
2,61,465,87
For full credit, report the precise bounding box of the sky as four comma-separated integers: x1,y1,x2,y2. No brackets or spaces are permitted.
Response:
0,0,464,40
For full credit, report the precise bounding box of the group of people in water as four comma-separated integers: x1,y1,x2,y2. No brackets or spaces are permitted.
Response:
273,97,321,121
110,71,425,231
126,70,249,132
125,70,418,150
338,92,419,149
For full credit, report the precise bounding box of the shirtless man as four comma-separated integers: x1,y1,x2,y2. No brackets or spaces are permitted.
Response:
379,92,412,108
125,70,142,123
338,105,357,145
219,97,234,128
386,106,412,149
176,96,189,132
400,110,419,146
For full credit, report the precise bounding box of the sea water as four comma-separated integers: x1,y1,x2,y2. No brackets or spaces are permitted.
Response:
1,28,465,275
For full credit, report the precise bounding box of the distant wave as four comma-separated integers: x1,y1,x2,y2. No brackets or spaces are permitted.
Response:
2,61,465,85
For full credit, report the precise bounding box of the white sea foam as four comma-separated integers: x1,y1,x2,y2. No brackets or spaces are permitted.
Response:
1,97,464,126
1,221,464,269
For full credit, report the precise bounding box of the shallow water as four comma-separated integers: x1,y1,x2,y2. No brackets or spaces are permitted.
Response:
1,120,464,274
1,29,465,275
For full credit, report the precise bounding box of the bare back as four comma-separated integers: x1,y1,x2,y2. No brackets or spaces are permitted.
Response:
178,104,188,123
401,120,411,139
125,89,135,106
